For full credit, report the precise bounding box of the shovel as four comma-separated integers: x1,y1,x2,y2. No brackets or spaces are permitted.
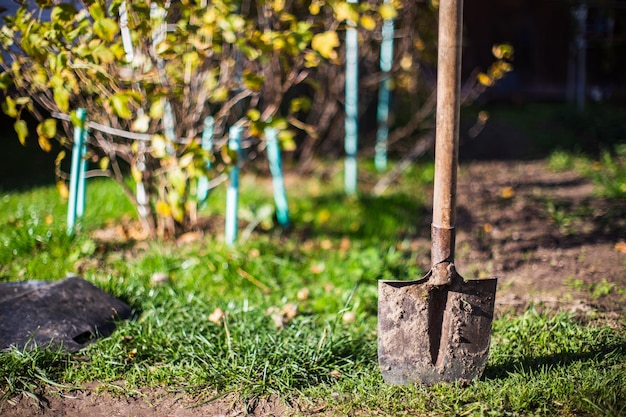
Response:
377,0,497,385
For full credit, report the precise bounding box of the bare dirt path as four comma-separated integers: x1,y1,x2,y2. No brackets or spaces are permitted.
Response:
2,159,626,417
456,160,626,316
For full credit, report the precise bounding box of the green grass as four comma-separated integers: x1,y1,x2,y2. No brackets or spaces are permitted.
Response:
548,145,626,201
1,163,625,416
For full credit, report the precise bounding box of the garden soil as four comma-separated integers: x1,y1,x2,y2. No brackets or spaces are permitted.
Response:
2,134,626,415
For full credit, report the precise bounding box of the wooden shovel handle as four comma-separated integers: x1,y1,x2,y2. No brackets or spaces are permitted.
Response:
432,0,463,264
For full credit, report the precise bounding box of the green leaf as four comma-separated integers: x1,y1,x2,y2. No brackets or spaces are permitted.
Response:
242,71,264,92
51,4,77,23
94,18,118,42
32,67,48,86
55,150,65,167
333,2,358,23
492,43,514,60
131,165,143,183
360,15,376,31
222,30,236,44
16,95,34,109
155,200,171,217
182,51,200,71
289,97,311,113
171,204,185,223
0,72,13,90
247,109,261,122
91,41,116,63
99,156,110,170
53,87,70,112
38,135,52,152
14,120,28,146
36,118,57,139
309,1,321,15
269,118,288,130
239,44,260,60
311,31,339,59
109,43,127,60
179,152,194,169
2,96,17,117
131,114,151,133
150,100,165,119
210,86,229,103
151,134,167,158
166,190,185,223
88,3,106,20
110,93,133,119
278,130,297,151
379,4,397,20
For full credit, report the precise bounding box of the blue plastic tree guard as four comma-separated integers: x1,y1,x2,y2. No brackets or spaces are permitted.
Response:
376,1,395,172
265,127,290,227
344,0,359,195
225,125,242,246
67,108,88,234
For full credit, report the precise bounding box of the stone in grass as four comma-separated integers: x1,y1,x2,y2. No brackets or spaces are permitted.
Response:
150,272,171,286
0,276,132,353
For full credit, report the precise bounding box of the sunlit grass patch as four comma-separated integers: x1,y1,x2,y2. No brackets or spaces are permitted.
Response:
1,160,625,416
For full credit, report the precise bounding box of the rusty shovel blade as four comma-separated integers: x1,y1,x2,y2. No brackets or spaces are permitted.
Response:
378,269,497,385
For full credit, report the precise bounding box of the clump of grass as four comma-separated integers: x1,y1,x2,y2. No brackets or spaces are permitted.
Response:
548,144,626,202
584,145,626,200
548,150,578,172
0,342,72,405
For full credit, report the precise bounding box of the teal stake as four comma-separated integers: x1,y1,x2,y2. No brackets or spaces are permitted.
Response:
344,0,359,195
376,1,394,172
225,125,242,246
265,127,290,227
67,108,87,234
76,125,88,218
197,116,214,205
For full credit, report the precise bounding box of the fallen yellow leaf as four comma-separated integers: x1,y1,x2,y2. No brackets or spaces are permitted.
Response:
280,303,298,321
500,186,515,199
615,241,626,254
342,311,356,324
297,288,310,301
209,308,225,325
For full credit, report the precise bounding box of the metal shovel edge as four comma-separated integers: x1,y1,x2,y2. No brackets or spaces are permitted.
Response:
378,267,496,385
